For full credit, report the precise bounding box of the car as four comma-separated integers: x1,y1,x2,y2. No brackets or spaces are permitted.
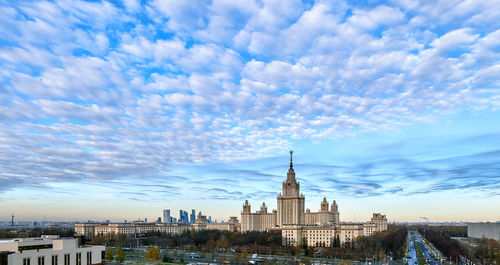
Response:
188,254,201,258
249,259,263,264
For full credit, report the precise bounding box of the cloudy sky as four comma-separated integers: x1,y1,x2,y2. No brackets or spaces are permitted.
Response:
1,0,499,223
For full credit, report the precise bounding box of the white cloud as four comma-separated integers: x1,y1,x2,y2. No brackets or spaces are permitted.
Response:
430,28,479,52
0,0,499,200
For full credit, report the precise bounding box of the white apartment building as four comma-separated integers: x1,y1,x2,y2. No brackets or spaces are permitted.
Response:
75,223,191,238
0,235,104,265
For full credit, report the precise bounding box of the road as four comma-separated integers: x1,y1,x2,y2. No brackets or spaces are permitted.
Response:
407,231,418,265
408,231,439,265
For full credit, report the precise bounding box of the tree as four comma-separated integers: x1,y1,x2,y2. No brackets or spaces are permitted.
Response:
105,247,114,260
145,246,153,260
91,235,106,246
162,255,173,262
115,247,125,263
216,235,229,250
206,239,216,252
332,234,341,248
152,246,160,260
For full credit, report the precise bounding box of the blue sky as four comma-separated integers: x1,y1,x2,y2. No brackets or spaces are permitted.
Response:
1,0,499,223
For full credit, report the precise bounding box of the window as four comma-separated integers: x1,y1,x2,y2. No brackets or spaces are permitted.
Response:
38,257,45,265
76,253,81,265
86,252,92,265
64,254,70,265
23,258,31,265
51,255,58,265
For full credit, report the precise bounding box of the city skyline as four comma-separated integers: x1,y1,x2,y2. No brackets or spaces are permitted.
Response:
1,0,500,223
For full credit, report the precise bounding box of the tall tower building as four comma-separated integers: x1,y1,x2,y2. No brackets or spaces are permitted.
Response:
163,209,171,224
190,209,196,224
331,200,340,225
277,151,305,226
321,198,329,212
179,210,184,223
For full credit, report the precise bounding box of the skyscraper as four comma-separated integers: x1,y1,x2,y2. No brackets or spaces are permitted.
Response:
178,210,190,223
190,209,196,224
163,209,171,224
277,150,305,226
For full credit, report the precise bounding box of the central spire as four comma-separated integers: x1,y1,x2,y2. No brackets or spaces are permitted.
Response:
286,150,296,182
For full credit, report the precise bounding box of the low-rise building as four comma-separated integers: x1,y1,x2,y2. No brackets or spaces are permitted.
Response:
0,235,104,265
468,222,500,241
75,223,191,237
75,216,240,237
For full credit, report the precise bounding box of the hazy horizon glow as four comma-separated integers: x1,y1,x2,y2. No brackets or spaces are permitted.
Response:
1,0,499,223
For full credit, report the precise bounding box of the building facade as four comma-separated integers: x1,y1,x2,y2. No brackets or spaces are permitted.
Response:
75,216,240,238
241,202,277,232
277,152,305,226
0,235,104,265
75,223,192,238
241,151,388,246
468,222,500,241
163,210,171,224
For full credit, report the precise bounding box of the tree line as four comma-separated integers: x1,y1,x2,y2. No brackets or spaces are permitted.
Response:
352,225,407,260
0,227,75,239
417,225,500,264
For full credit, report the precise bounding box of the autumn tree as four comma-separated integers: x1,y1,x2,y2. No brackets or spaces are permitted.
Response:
152,246,160,260
115,247,125,262
105,247,114,260
145,246,153,260
216,235,229,249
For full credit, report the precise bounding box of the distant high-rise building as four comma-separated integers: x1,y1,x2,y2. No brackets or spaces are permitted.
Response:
157,217,161,223
179,210,190,224
163,209,171,224
190,209,196,224
208,216,212,223
198,211,202,217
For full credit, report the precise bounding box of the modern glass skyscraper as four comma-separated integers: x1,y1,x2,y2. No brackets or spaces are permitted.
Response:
190,209,196,224
163,209,171,224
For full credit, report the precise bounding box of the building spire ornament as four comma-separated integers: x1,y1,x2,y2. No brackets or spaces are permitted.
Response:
286,150,296,183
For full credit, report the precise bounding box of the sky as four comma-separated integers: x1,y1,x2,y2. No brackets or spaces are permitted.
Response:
0,0,499,223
